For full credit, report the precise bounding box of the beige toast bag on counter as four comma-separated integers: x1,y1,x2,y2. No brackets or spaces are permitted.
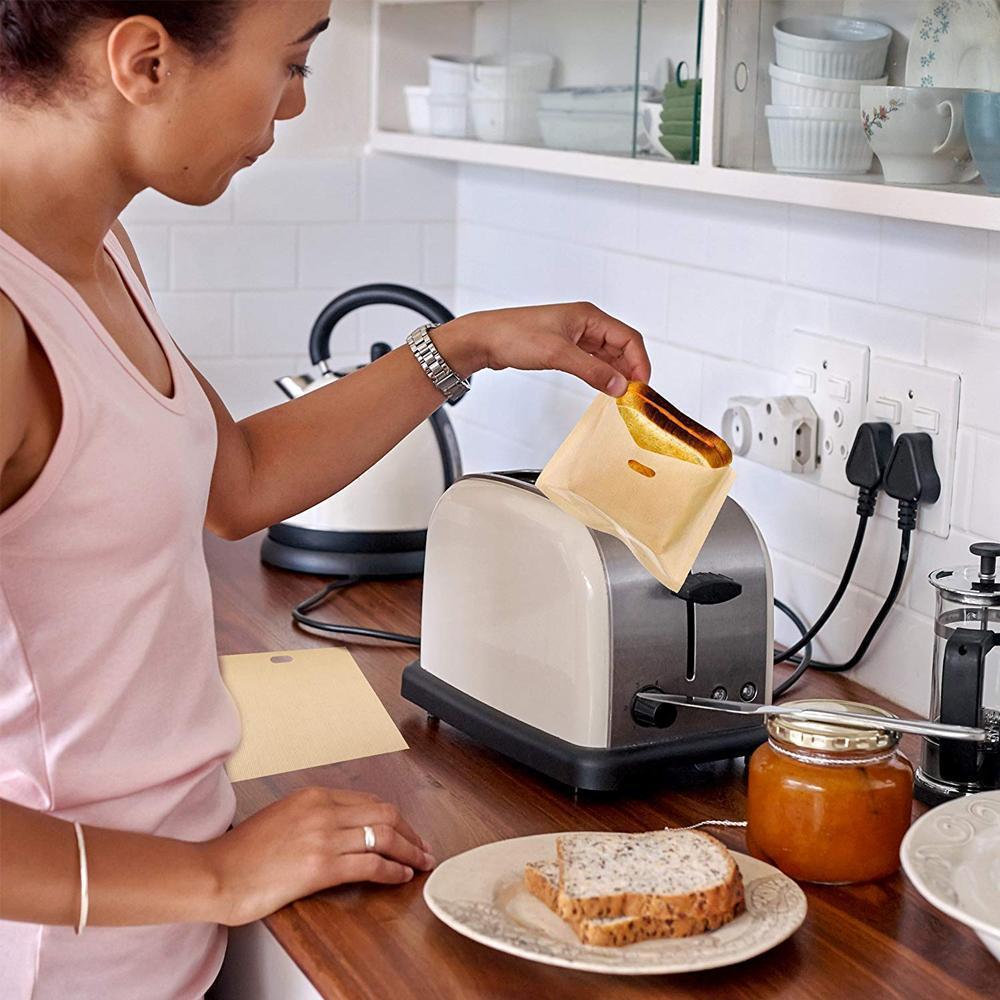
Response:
536,382,736,592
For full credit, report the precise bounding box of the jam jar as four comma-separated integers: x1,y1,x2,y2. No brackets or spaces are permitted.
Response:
746,699,914,884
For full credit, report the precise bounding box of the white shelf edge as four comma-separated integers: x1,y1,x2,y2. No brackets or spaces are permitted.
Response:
369,130,1000,232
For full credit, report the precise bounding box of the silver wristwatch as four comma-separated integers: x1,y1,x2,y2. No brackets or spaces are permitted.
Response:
406,323,470,403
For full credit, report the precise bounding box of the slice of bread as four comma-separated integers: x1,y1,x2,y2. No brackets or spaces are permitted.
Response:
524,858,743,947
555,830,745,924
617,381,732,469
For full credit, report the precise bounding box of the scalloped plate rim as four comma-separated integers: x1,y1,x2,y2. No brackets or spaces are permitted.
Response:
423,833,807,975
900,790,1000,943
904,0,1000,88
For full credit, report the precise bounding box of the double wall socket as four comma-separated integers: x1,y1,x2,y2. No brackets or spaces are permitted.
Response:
866,358,960,539
790,332,871,499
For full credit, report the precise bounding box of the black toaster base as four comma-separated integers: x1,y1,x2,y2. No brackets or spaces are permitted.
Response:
401,661,766,793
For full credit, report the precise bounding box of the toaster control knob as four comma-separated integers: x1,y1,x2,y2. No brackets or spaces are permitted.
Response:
631,688,678,729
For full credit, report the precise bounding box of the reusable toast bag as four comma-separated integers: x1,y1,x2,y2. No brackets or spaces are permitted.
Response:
536,382,736,592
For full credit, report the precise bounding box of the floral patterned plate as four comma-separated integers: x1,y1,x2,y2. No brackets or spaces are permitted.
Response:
905,0,1000,89
423,833,806,974
900,791,1000,961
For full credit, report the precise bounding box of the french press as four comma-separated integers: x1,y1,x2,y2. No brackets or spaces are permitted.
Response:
916,542,1000,804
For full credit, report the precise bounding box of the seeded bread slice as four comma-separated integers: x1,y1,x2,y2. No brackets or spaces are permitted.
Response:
555,830,745,923
524,860,743,947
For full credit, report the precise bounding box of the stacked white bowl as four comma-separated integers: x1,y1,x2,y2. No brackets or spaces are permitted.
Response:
427,55,473,138
765,15,890,175
468,53,555,144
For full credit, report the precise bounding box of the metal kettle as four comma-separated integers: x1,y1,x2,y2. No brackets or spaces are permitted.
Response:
260,284,464,578
916,541,1000,804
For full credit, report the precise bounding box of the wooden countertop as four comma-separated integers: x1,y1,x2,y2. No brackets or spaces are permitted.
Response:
207,531,996,1000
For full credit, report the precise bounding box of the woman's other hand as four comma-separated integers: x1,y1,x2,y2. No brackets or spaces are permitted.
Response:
437,302,651,397
203,787,435,926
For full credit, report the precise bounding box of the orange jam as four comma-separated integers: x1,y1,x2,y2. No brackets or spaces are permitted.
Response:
746,699,914,885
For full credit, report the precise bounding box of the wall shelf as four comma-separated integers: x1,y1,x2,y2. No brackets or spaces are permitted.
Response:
371,1,1000,232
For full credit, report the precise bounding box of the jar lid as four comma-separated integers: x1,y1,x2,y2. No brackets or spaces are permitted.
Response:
929,566,1000,606
768,699,900,752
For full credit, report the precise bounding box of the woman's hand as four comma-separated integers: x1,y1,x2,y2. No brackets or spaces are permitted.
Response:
203,787,435,926
437,302,651,397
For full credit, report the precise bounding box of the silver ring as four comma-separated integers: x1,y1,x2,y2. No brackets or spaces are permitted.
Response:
363,825,376,852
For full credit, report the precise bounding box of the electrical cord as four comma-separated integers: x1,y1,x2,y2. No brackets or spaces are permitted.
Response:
292,576,421,646
773,598,813,698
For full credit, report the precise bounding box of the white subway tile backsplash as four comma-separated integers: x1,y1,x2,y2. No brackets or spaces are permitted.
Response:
827,298,926,363
704,198,788,282
787,207,880,300
298,223,422,289
172,226,296,290
573,179,639,253
362,154,456,222
234,159,359,222
458,165,525,229
667,266,744,358
235,290,355,357
449,414,540,473
698,357,786,436
601,252,669,337
154,293,232,358
514,172,581,241
969,431,1000,538
121,187,233,224
124,225,170,291
878,219,988,323
951,428,976,531
740,282,828,372
903,525,984,619
644,342,703,418
988,232,1000,327
926,319,1000,435
422,224,457,288
637,187,714,266
194,357,313,421
358,286,454,346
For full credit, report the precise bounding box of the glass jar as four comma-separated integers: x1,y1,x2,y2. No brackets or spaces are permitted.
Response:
746,699,914,885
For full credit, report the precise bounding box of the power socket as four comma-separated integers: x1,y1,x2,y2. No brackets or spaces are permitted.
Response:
722,395,818,473
791,332,871,498
866,358,960,538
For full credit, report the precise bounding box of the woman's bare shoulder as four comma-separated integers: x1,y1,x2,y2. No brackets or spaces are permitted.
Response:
0,289,31,466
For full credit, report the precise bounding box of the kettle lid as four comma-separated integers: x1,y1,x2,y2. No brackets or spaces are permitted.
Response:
930,541,1000,605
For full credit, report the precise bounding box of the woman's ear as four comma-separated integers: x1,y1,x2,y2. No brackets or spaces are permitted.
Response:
105,16,174,105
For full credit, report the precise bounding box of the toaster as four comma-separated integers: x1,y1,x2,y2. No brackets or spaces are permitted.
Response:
401,471,773,791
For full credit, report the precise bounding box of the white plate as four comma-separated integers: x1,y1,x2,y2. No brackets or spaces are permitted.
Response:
423,833,806,975
900,791,1000,961
906,0,1000,88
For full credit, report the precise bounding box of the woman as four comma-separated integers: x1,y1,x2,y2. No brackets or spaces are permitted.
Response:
0,2,650,997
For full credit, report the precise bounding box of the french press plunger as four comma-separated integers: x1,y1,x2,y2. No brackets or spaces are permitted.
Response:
916,542,1000,804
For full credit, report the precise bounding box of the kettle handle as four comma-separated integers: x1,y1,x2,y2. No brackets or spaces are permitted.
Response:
309,282,455,366
938,627,994,784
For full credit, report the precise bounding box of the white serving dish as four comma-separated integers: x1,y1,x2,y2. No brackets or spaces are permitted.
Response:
470,52,554,95
765,104,873,175
769,63,886,109
429,55,471,97
905,0,1000,89
773,16,892,80
429,94,469,138
537,108,635,154
404,85,431,135
900,791,1000,962
469,93,541,144
538,84,654,113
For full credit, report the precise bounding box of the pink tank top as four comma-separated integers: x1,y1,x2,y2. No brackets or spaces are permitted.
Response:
0,226,242,999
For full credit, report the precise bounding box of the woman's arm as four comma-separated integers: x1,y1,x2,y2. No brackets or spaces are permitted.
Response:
114,219,650,541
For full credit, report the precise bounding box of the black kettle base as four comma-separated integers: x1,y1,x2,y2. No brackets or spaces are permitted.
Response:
260,535,424,578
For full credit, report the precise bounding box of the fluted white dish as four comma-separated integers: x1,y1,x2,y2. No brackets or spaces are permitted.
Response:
769,63,886,108
469,93,542,144
766,104,873,174
773,16,892,80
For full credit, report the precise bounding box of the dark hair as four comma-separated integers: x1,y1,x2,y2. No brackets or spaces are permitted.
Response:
0,1,240,105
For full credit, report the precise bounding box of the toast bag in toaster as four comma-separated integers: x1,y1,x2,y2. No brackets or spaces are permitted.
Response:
536,382,736,592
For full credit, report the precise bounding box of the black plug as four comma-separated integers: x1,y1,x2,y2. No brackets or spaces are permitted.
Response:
884,432,941,531
846,422,894,517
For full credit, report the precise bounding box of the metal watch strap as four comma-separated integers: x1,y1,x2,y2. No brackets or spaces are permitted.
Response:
406,323,470,402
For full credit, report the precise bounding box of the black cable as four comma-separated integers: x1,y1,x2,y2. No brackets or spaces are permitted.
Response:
292,576,421,646
773,599,813,699
786,528,912,673
773,514,867,665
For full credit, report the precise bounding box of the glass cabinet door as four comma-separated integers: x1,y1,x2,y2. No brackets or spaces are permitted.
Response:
377,0,706,164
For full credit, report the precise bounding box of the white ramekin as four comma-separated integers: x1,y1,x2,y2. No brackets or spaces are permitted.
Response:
765,105,873,175
469,93,541,144
429,95,469,138
773,16,891,80
404,85,431,135
429,55,471,96
469,52,555,95
769,63,887,109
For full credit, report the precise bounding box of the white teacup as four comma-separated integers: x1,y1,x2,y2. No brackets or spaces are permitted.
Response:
860,85,978,185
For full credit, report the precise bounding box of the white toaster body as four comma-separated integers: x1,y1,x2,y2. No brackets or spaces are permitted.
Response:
403,472,774,791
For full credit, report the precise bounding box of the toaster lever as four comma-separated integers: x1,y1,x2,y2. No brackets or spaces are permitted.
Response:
675,573,743,606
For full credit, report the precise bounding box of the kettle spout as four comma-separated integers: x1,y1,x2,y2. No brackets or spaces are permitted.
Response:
275,374,314,399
